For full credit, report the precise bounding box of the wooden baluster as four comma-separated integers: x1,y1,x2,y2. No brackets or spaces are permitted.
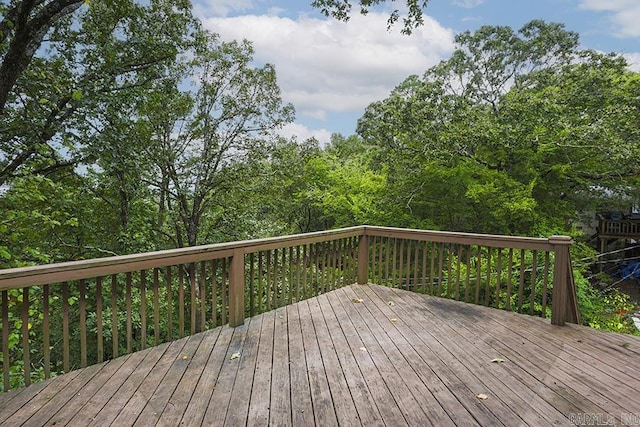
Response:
153,269,160,345
295,246,301,301
257,253,264,314
474,248,481,305
126,272,132,353
178,266,185,337
266,251,272,310
446,244,453,298
200,261,206,331
529,251,538,316
43,284,51,377
541,252,550,317
484,247,492,306
517,250,525,313
166,267,173,341
455,245,462,301
249,254,255,317
506,249,513,311
22,287,30,385
2,290,9,390
111,275,118,359
140,270,147,350
464,246,471,302
79,279,87,367
96,278,103,363
62,282,70,372
189,263,196,336
212,260,218,328
437,243,445,297
301,246,307,300
494,250,502,309
221,258,227,325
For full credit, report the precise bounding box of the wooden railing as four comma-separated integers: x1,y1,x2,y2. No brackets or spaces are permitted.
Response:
598,218,640,239
0,226,578,391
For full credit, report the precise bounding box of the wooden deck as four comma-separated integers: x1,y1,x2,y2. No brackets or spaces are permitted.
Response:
1,284,640,426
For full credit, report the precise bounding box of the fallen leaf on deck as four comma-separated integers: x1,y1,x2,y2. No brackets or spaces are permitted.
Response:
476,393,488,400
230,352,241,360
490,358,505,363
387,301,396,307
181,354,189,360
390,318,397,323
360,347,367,352
352,298,363,303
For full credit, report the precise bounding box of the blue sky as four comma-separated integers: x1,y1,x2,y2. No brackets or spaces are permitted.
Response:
192,0,640,145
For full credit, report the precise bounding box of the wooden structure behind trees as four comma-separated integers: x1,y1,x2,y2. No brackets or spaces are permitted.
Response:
0,225,579,392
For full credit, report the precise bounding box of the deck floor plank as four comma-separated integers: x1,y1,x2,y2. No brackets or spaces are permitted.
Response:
269,306,293,426
415,289,633,418
245,310,275,427
125,335,202,426
297,299,340,427
315,293,385,426
63,349,150,426
285,303,315,426
325,290,409,427
179,325,235,426
336,287,435,426
386,285,623,420
223,315,263,427
201,322,250,426
307,295,361,426
155,327,223,426
1,283,640,426
344,286,489,427
366,285,568,426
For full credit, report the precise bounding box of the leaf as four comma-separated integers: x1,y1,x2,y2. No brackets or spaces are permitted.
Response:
491,358,505,363
181,354,189,360
352,298,363,303
359,347,367,352
390,318,398,323
387,301,396,307
230,352,241,360
476,393,488,400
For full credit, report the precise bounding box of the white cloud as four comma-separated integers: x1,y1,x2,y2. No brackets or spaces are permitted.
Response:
194,0,255,18
451,0,485,8
200,12,455,123
279,123,333,147
623,53,640,72
579,0,640,38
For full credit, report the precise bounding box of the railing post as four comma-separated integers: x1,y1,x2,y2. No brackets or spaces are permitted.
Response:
550,235,574,326
229,248,245,327
358,232,369,285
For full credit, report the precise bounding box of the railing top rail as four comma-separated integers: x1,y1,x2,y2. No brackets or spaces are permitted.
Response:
362,225,570,251
0,225,572,291
0,226,364,290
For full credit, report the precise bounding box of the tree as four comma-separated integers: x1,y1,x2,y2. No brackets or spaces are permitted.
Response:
311,0,429,34
357,20,640,235
139,30,295,248
0,0,195,186
0,0,84,113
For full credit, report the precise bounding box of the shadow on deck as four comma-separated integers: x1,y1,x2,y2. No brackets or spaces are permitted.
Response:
1,284,639,426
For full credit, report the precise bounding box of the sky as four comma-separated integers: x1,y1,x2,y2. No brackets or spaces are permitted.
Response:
192,0,640,146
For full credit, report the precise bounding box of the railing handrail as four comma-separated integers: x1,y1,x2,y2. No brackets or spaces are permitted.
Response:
363,225,562,251
0,226,364,291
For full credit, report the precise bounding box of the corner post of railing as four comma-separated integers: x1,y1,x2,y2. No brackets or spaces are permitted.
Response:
550,235,574,326
229,248,245,327
358,229,369,285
